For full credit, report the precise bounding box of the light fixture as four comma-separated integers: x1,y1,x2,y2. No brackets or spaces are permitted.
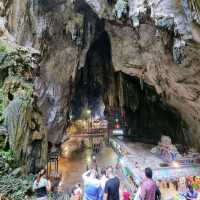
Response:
172,161,179,168
86,109,91,114
87,155,91,163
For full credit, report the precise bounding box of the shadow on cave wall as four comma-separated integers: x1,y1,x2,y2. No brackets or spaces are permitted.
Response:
120,72,187,146
71,19,115,118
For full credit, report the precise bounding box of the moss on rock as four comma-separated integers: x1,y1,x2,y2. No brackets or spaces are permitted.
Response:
0,41,47,173
0,88,4,123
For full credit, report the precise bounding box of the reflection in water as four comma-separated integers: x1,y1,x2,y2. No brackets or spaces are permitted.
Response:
58,147,118,190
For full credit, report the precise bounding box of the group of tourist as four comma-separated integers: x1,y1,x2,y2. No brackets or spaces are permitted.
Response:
32,163,198,200
91,138,104,154
82,166,120,200
80,165,163,200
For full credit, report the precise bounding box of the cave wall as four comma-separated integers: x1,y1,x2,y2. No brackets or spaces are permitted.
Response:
1,0,200,153
3,0,87,144
3,0,117,145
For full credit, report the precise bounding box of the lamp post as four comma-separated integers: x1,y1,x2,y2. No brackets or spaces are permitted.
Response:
86,109,91,115
69,114,73,120
86,109,91,132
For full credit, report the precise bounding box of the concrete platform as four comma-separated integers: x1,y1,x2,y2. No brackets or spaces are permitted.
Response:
112,138,200,181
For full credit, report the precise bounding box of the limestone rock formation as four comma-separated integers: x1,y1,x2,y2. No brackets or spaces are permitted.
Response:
105,20,200,147
0,0,200,159
0,40,47,173
3,0,85,144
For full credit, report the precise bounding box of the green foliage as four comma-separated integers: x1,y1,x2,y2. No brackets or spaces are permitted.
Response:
0,43,7,53
0,149,35,199
0,136,5,150
0,149,14,164
0,174,35,200
0,88,4,123
0,149,16,175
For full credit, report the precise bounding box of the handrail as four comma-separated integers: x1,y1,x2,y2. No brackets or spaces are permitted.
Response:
70,133,105,138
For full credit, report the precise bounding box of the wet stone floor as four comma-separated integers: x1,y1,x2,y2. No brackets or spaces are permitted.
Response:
58,146,118,191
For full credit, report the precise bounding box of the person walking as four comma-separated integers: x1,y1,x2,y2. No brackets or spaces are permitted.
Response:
134,186,141,200
122,186,131,200
33,169,51,200
70,187,79,200
70,185,82,200
155,186,161,200
91,155,98,172
82,169,101,200
74,184,83,200
99,169,108,200
104,166,120,200
186,185,198,200
139,168,157,200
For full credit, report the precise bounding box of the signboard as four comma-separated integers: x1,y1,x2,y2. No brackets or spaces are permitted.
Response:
178,157,200,166
112,129,124,135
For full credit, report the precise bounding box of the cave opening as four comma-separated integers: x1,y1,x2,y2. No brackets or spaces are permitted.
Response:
71,28,113,121
68,22,186,149
51,9,190,190
58,26,189,187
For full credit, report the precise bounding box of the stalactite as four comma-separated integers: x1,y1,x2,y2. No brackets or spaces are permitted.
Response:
139,69,146,91
139,73,144,91
113,0,128,19
173,38,186,64
118,72,124,114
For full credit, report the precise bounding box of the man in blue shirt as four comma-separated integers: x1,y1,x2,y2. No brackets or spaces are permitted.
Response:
82,169,101,200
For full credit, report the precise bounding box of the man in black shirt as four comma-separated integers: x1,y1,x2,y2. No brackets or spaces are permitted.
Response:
104,166,120,200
